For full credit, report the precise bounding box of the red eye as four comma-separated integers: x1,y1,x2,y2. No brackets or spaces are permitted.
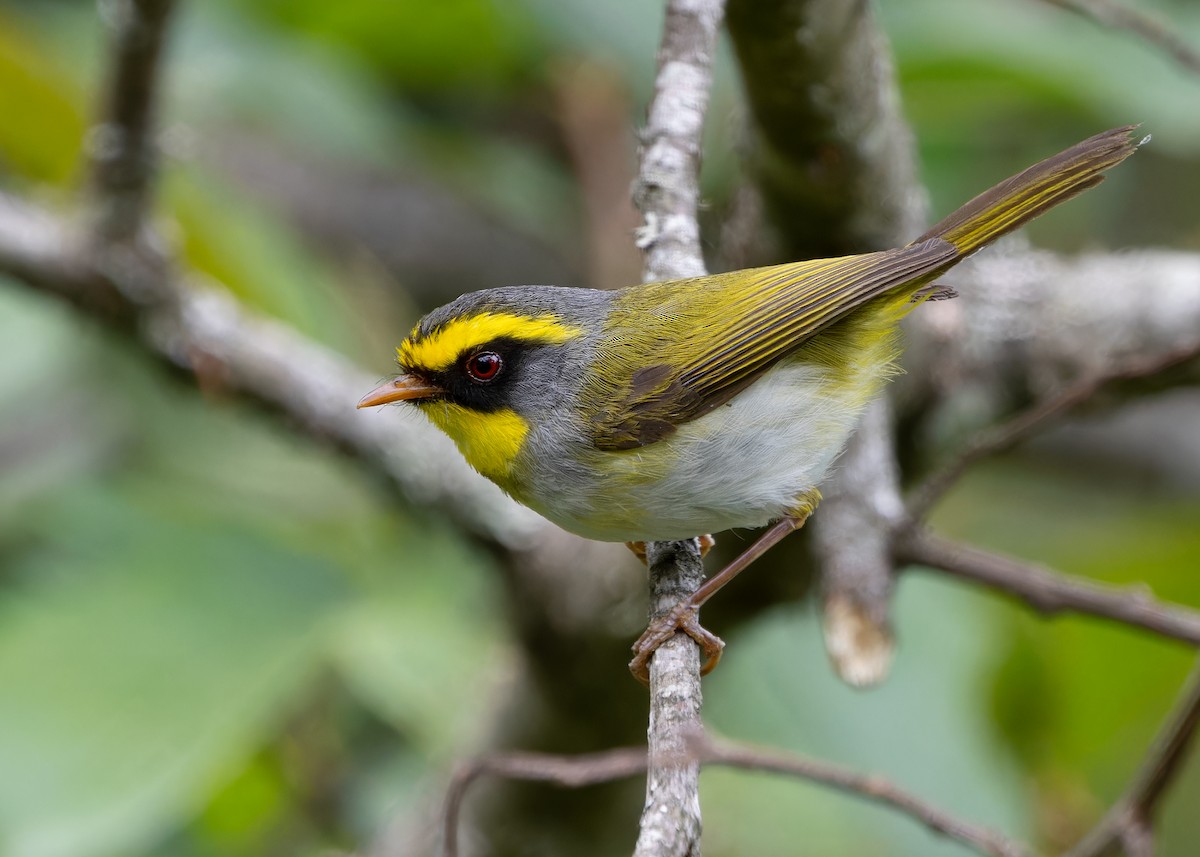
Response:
465,351,503,382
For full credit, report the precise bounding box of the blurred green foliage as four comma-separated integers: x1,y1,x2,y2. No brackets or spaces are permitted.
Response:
1,0,1198,855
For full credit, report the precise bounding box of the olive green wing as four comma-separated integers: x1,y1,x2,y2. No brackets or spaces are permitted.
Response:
587,238,956,450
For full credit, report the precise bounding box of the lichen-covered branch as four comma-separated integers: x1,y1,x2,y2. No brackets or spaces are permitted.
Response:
810,399,906,686
631,1,726,853
725,0,926,259
439,736,1034,857
726,0,926,685
899,248,1200,416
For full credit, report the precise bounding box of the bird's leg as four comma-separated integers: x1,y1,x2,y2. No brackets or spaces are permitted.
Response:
629,491,820,684
625,534,714,566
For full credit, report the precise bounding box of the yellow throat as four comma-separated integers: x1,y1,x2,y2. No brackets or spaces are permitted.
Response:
398,311,583,485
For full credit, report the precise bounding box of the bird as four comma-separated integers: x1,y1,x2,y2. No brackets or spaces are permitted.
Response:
358,126,1141,683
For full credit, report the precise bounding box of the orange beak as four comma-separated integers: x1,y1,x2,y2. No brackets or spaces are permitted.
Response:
357,375,443,408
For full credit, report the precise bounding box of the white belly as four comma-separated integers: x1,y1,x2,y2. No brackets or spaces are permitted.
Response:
521,358,881,542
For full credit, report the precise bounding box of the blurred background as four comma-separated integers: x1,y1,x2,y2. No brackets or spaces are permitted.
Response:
1,0,1199,855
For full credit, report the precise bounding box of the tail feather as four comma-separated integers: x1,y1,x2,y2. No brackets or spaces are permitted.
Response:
914,126,1144,256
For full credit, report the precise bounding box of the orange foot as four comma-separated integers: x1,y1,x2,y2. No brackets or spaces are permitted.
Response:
624,534,715,566
628,603,724,685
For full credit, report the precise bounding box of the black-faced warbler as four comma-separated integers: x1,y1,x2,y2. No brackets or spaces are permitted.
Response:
359,127,1141,682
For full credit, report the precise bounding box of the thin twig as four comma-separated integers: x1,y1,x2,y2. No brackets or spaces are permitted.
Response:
896,530,1200,647
441,748,650,857
87,0,177,245
439,737,1033,857
1064,657,1200,857
696,735,1033,857
1039,0,1200,77
907,341,1200,522
631,0,726,855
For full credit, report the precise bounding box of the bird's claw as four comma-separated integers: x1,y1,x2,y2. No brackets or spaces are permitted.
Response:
628,604,724,685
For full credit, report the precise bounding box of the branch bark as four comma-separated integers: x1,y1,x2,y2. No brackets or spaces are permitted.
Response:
1037,0,1200,77
907,340,1200,522
896,530,1200,647
726,0,927,686
631,1,726,854
440,736,1034,857
695,735,1032,857
87,0,177,246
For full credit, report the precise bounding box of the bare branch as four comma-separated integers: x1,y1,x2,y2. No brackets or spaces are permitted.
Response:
899,248,1200,420
441,748,650,857
811,399,905,686
635,540,708,857
439,736,1034,857
696,735,1033,857
87,0,177,245
907,341,1200,523
726,0,927,686
634,0,722,282
631,0,726,853
1038,0,1200,77
1065,658,1200,857
896,530,1200,647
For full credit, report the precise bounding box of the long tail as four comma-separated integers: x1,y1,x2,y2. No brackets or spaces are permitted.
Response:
913,126,1144,255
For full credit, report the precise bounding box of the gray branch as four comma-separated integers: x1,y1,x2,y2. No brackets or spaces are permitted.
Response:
631,0,726,854
896,530,1200,647
1037,0,1200,77
900,248,1200,416
811,398,906,686
696,735,1032,857
440,736,1035,857
726,0,926,686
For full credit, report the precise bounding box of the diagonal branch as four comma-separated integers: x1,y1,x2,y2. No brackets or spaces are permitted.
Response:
631,1,726,854
439,736,1034,857
896,530,1200,647
907,340,1200,523
441,748,650,857
1064,658,1200,857
1037,0,1200,77
695,735,1033,857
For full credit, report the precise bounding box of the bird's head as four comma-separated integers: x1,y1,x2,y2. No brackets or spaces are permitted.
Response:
358,286,607,485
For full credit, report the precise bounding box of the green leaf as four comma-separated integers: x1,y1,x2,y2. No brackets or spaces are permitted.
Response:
0,494,348,857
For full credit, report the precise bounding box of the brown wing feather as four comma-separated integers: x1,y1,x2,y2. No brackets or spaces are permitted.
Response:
588,238,957,450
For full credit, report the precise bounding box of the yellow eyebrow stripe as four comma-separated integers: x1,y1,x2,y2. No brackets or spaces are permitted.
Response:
398,312,583,372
